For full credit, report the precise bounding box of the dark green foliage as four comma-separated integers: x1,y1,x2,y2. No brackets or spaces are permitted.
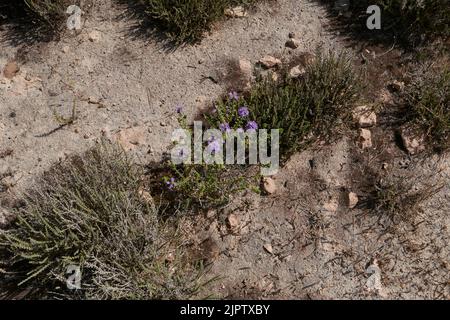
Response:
406,66,450,152
140,0,256,44
247,52,361,158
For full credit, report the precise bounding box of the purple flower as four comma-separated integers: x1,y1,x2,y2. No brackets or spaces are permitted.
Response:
236,128,244,133
166,177,176,190
238,106,249,118
175,104,183,114
228,90,239,101
207,137,222,154
219,123,231,132
245,121,258,131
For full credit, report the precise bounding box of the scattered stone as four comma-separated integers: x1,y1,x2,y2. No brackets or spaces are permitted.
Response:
115,126,146,151
88,30,101,42
262,177,276,194
358,128,372,149
263,243,274,254
288,32,296,38
388,80,405,92
347,191,359,209
3,61,19,79
238,58,253,79
288,65,305,79
285,38,301,49
227,213,239,231
259,55,282,69
138,187,153,204
224,6,247,17
62,46,70,54
352,105,377,128
205,209,216,219
400,128,425,155
0,207,13,228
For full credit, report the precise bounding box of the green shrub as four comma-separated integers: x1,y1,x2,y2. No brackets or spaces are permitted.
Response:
0,143,202,299
140,0,256,44
23,0,72,27
374,0,450,39
406,66,450,152
247,52,361,158
156,109,257,211
368,175,441,228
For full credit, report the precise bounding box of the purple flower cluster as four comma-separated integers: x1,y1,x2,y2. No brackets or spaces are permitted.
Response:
228,90,239,101
238,106,249,118
219,122,231,132
166,177,176,190
245,121,258,131
175,104,183,114
207,137,222,154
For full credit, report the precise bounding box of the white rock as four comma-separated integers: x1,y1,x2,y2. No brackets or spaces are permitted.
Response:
285,38,301,49
358,128,372,149
262,177,276,194
3,61,19,79
353,105,377,127
227,214,239,231
288,65,306,79
259,55,282,69
239,58,252,79
224,6,247,17
400,129,425,155
263,243,273,254
347,192,359,208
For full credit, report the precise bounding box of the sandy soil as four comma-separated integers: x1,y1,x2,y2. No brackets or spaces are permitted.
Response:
1,0,448,299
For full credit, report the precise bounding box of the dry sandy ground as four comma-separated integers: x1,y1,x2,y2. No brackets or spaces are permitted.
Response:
0,0,449,299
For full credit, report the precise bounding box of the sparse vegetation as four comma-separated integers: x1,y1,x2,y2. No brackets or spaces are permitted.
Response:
405,66,450,152
139,0,256,44
0,143,203,299
321,0,450,47
246,52,361,158
371,0,450,41
368,175,441,228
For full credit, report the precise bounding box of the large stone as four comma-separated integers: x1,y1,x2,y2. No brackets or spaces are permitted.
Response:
224,6,247,17
358,128,372,149
347,192,359,209
259,55,282,69
352,105,377,127
400,128,425,155
115,126,146,151
288,65,306,79
3,61,19,79
285,38,301,49
262,177,276,194
239,58,252,78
